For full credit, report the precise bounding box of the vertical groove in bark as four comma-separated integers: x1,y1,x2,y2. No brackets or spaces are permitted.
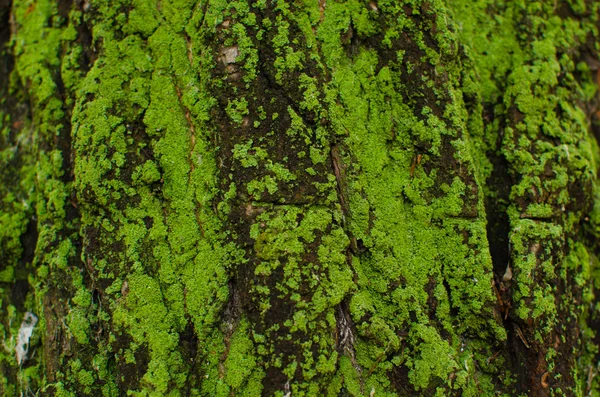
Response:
450,0,600,395
0,0,38,394
7,0,99,393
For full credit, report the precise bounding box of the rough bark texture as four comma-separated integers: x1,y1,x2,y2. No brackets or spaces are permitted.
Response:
2,0,600,396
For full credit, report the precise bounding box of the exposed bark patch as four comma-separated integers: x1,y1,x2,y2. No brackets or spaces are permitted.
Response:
18,217,37,266
57,0,73,19
179,322,199,391
335,300,357,360
74,11,97,73
485,149,512,278
43,291,70,384
113,333,150,392
0,0,11,55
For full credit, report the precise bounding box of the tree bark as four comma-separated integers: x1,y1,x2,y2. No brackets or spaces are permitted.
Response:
2,0,600,395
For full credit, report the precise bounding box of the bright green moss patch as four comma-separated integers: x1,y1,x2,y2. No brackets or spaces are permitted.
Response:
405,324,460,390
223,318,264,395
226,97,250,124
232,140,269,168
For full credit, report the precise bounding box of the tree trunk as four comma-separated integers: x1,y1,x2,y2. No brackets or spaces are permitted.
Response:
2,0,600,395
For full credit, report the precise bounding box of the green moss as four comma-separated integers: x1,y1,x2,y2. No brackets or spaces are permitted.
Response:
248,175,279,197
0,266,15,283
225,97,250,124
242,204,354,393
232,140,269,168
447,0,600,391
57,0,235,393
3,0,600,394
405,324,460,390
222,318,264,395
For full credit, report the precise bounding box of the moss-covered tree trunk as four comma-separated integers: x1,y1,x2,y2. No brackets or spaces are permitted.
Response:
3,0,600,395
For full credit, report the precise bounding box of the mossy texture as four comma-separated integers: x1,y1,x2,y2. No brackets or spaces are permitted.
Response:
1,0,600,395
